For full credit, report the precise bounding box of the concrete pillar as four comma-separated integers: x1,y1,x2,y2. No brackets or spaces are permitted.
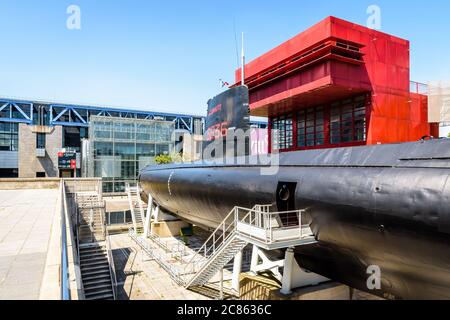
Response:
250,245,259,275
280,247,295,295
232,250,243,292
143,195,153,238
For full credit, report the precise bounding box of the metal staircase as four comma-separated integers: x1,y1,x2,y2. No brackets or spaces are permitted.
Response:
76,192,106,243
130,204,317,289
74,191,117,300
126,184,146,234
79,242,115,300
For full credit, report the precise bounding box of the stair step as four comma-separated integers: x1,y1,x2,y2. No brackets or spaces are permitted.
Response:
84,278,112,287
81,253,107,260
81,262,109,269
81,261,109,269
81,257,108,265
85,289,114,297
80,250,106,256
80,247,106,253
82,269,111,278
86,293,114,301
84,283,113,291
83,273,111,282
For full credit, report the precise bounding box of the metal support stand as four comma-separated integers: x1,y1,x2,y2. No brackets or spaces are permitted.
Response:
280,247,329,295
280,248,294,295
143,195,153,238
250,245,259,276
250,245,284,280
232,250,243,293
219,269,224,300
154,205,160,224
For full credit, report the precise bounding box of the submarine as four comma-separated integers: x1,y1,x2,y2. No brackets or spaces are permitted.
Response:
139,87,450,300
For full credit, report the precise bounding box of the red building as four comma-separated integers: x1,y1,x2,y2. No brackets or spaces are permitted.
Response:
235,16,439,152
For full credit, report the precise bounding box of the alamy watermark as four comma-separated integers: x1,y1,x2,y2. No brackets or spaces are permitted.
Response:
173,129,280,176
367,5,381,30
366,265,381,290
66,5,81,30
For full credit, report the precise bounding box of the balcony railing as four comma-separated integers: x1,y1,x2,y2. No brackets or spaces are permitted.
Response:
410,81,428,95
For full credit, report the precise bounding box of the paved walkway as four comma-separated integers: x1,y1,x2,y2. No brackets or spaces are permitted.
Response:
0,189,58,300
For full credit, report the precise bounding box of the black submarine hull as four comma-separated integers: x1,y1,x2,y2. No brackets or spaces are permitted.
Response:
139,139,450,299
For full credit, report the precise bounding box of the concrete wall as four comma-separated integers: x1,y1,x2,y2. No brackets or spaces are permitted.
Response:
18,124,62,178
0,178,60,190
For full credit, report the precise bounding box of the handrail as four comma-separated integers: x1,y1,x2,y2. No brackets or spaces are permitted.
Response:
60,180,70,300
130,205,314,288
106,230,118,300
182,207,237,274
74,210,85,299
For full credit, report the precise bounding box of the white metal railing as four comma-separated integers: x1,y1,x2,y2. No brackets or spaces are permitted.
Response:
106,230,118,300
129,228,184,285
130,205,314,287
235,207,310,244
181,208,237,277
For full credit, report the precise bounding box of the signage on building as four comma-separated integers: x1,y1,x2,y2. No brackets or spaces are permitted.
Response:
58,151,80,169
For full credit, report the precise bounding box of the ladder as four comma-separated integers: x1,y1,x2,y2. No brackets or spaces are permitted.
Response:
126,183,146,234
130,205,317,289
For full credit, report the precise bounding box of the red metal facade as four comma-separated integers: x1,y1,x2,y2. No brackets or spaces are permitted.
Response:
235,16,434,151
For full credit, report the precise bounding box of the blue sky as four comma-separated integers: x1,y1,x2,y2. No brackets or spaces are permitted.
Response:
0,0,449,116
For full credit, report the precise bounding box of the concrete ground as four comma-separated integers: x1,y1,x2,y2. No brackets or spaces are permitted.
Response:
0,189,58,300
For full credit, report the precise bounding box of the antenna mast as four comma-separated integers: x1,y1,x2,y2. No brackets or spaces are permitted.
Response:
241,32,245,86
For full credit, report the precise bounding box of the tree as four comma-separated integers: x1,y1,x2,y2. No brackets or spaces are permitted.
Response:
448,132,450,138
154,152,183,165
154,154,172,165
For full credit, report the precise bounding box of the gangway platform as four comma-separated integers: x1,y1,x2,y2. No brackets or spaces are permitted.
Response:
129,204,319,293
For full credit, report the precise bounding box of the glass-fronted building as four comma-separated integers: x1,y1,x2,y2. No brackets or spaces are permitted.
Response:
88,116,175,192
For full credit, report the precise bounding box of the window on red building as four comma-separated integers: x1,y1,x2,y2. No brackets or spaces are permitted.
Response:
271,94,367,152
330,96,366,144
297,107,325,147
272,114,293,150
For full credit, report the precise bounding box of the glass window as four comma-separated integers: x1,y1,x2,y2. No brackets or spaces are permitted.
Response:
329,95,367,144
297,107,324,148
0,123,18,151
36,133,46,149
89,117,175,193
272,114,293,150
